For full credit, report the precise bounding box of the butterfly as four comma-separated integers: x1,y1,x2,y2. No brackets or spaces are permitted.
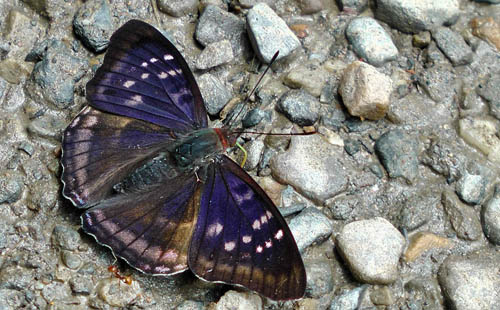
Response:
61,19,306,300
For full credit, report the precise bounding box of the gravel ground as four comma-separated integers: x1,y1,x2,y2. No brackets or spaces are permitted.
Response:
0,1,499,310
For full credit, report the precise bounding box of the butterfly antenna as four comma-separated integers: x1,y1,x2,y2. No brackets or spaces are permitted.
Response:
226,51,280,128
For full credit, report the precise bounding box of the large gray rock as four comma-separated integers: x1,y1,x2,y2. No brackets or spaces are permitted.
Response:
431,27,474,66
73,0,114,53
288,207,333,252
197,73,232,116
375,0,460,33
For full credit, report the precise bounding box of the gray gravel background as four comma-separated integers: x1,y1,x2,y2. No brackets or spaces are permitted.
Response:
0,0,499,309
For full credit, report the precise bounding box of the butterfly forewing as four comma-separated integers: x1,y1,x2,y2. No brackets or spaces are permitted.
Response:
86,20,207,130
188,156,306,300
61,106,177,207
82,174,201,274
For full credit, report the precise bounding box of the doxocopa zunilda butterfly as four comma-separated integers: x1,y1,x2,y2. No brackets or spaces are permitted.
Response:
61,20,306,300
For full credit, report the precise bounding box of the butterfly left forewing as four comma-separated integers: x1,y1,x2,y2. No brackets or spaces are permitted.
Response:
82,173,201,275
188,156,306,300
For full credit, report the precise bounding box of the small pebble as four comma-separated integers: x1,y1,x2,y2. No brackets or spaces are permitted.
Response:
73,0,114,53
0,170,24,204
215,290,262,310
195,40,234,70
431,27,474,66
277,89,320,126
470,17,500,51
339,61,393,120
288,207,333,252
336,217,405,284
345,17,398,67
403,232,452,262
481,184,500,245
458,117,500,163
246,3,300,63
337,0,368,12
455,162,488,205
330,286,365,310
441,190,482,241
61,250,82,270
305,259,334,298
476,73,500,120
157,0,198,17
51,225,81,251
197,73,231,116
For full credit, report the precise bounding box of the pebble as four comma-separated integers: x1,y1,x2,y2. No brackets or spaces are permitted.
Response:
61,251,82,270
195,5,248,56
441,190,482,241
431,27,474,66
27,111,67,139
481,184,500,245
51,225,81,251
403,232,453,262
412,31,431,48
288,207,333,252
283,64,329,97
73,0,114,53
157,0,198,17
241,108,267,128
375,0,460,33
336,217,405,284
455,162,488,205
330,286,365,310
298,0,324,14
370,286,394,306
477,73,500,120
397,191,437,231
305,259,334,298
241,139,264,171
0,170,24,204
404,277,444,309
374,130,419,183
470,17,500,51
177,300,204,310
337,0,368,12
97,278,142,308
30,40,87,109
195,40,234,70
270,135,348,203
438,250,500,310
417,64,457,103
246,3,300,63
339,61,393,120
279,185,309,212
458,117,500,163
215,290,262,310
345,17,398,67
69,276,93,295
197,73,231,116
277,89,320,126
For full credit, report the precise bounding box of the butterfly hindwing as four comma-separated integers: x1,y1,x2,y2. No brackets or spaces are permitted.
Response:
86,19,207,131
61,106,178,207
82,174,202,275
188,156,306,300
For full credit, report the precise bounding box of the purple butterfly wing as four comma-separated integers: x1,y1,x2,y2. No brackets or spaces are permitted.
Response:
61,106,179,207
86,19,207,131
82,174,202,275
188,156,306,300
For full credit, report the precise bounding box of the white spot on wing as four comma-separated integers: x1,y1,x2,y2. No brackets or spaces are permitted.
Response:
224,241,236,251
158,72,168,79
242,235,252,243
154,265,170,273
150,57,158,63
265,239,272,248
266,211,273,219
252,219,261,230
260,214,268,224
207,222,223,237
141,62,148,67
162,249,178,261
256,245,263,253
131,95,143,102
141,73,149,79
274,229,284,240
123,80,135,88
168,69,176,76
164,54,174,61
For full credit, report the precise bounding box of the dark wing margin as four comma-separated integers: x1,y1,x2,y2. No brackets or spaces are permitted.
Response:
82,174,201,275
86,19,207,130
188,156,306,300
61,106,177,208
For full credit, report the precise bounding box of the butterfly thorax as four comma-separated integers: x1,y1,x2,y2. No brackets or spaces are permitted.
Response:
169,128,237,168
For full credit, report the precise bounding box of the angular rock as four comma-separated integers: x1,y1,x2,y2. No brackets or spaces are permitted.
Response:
375,0,460,34
197,73,232,116
270,135,348,203
431,27,474,66
51,225,81,251
336,217,405,284
157,0,198,17
195,40,234,70
438,250,500,310
277,89,320,126
195,5,248,56
455,163,489,205
337,0,368,12
0,170,24,204
477,74,500,120
470,17,500,51
403,232,452,262
288,207,332,252
283,64,329,97
246,3,300,63
73,0,114,53
345,17,398,66
375,130,419,182
305,259,333,298
215,290,262,310
481,184,500,245
330,286,365,310
404,278,444,310
458,117,500,163
441,190,482,241
339,61,393,120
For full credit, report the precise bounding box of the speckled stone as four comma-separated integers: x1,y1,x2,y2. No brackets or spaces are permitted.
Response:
441,190,482,241
288,207,333,252
73,0,114,53
481,184,500,245
51,225,81,251
197,73,231,116
158,0,198,17
195,40,234,69
277,89,320,126
431,27,474,66
215,290,262,310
